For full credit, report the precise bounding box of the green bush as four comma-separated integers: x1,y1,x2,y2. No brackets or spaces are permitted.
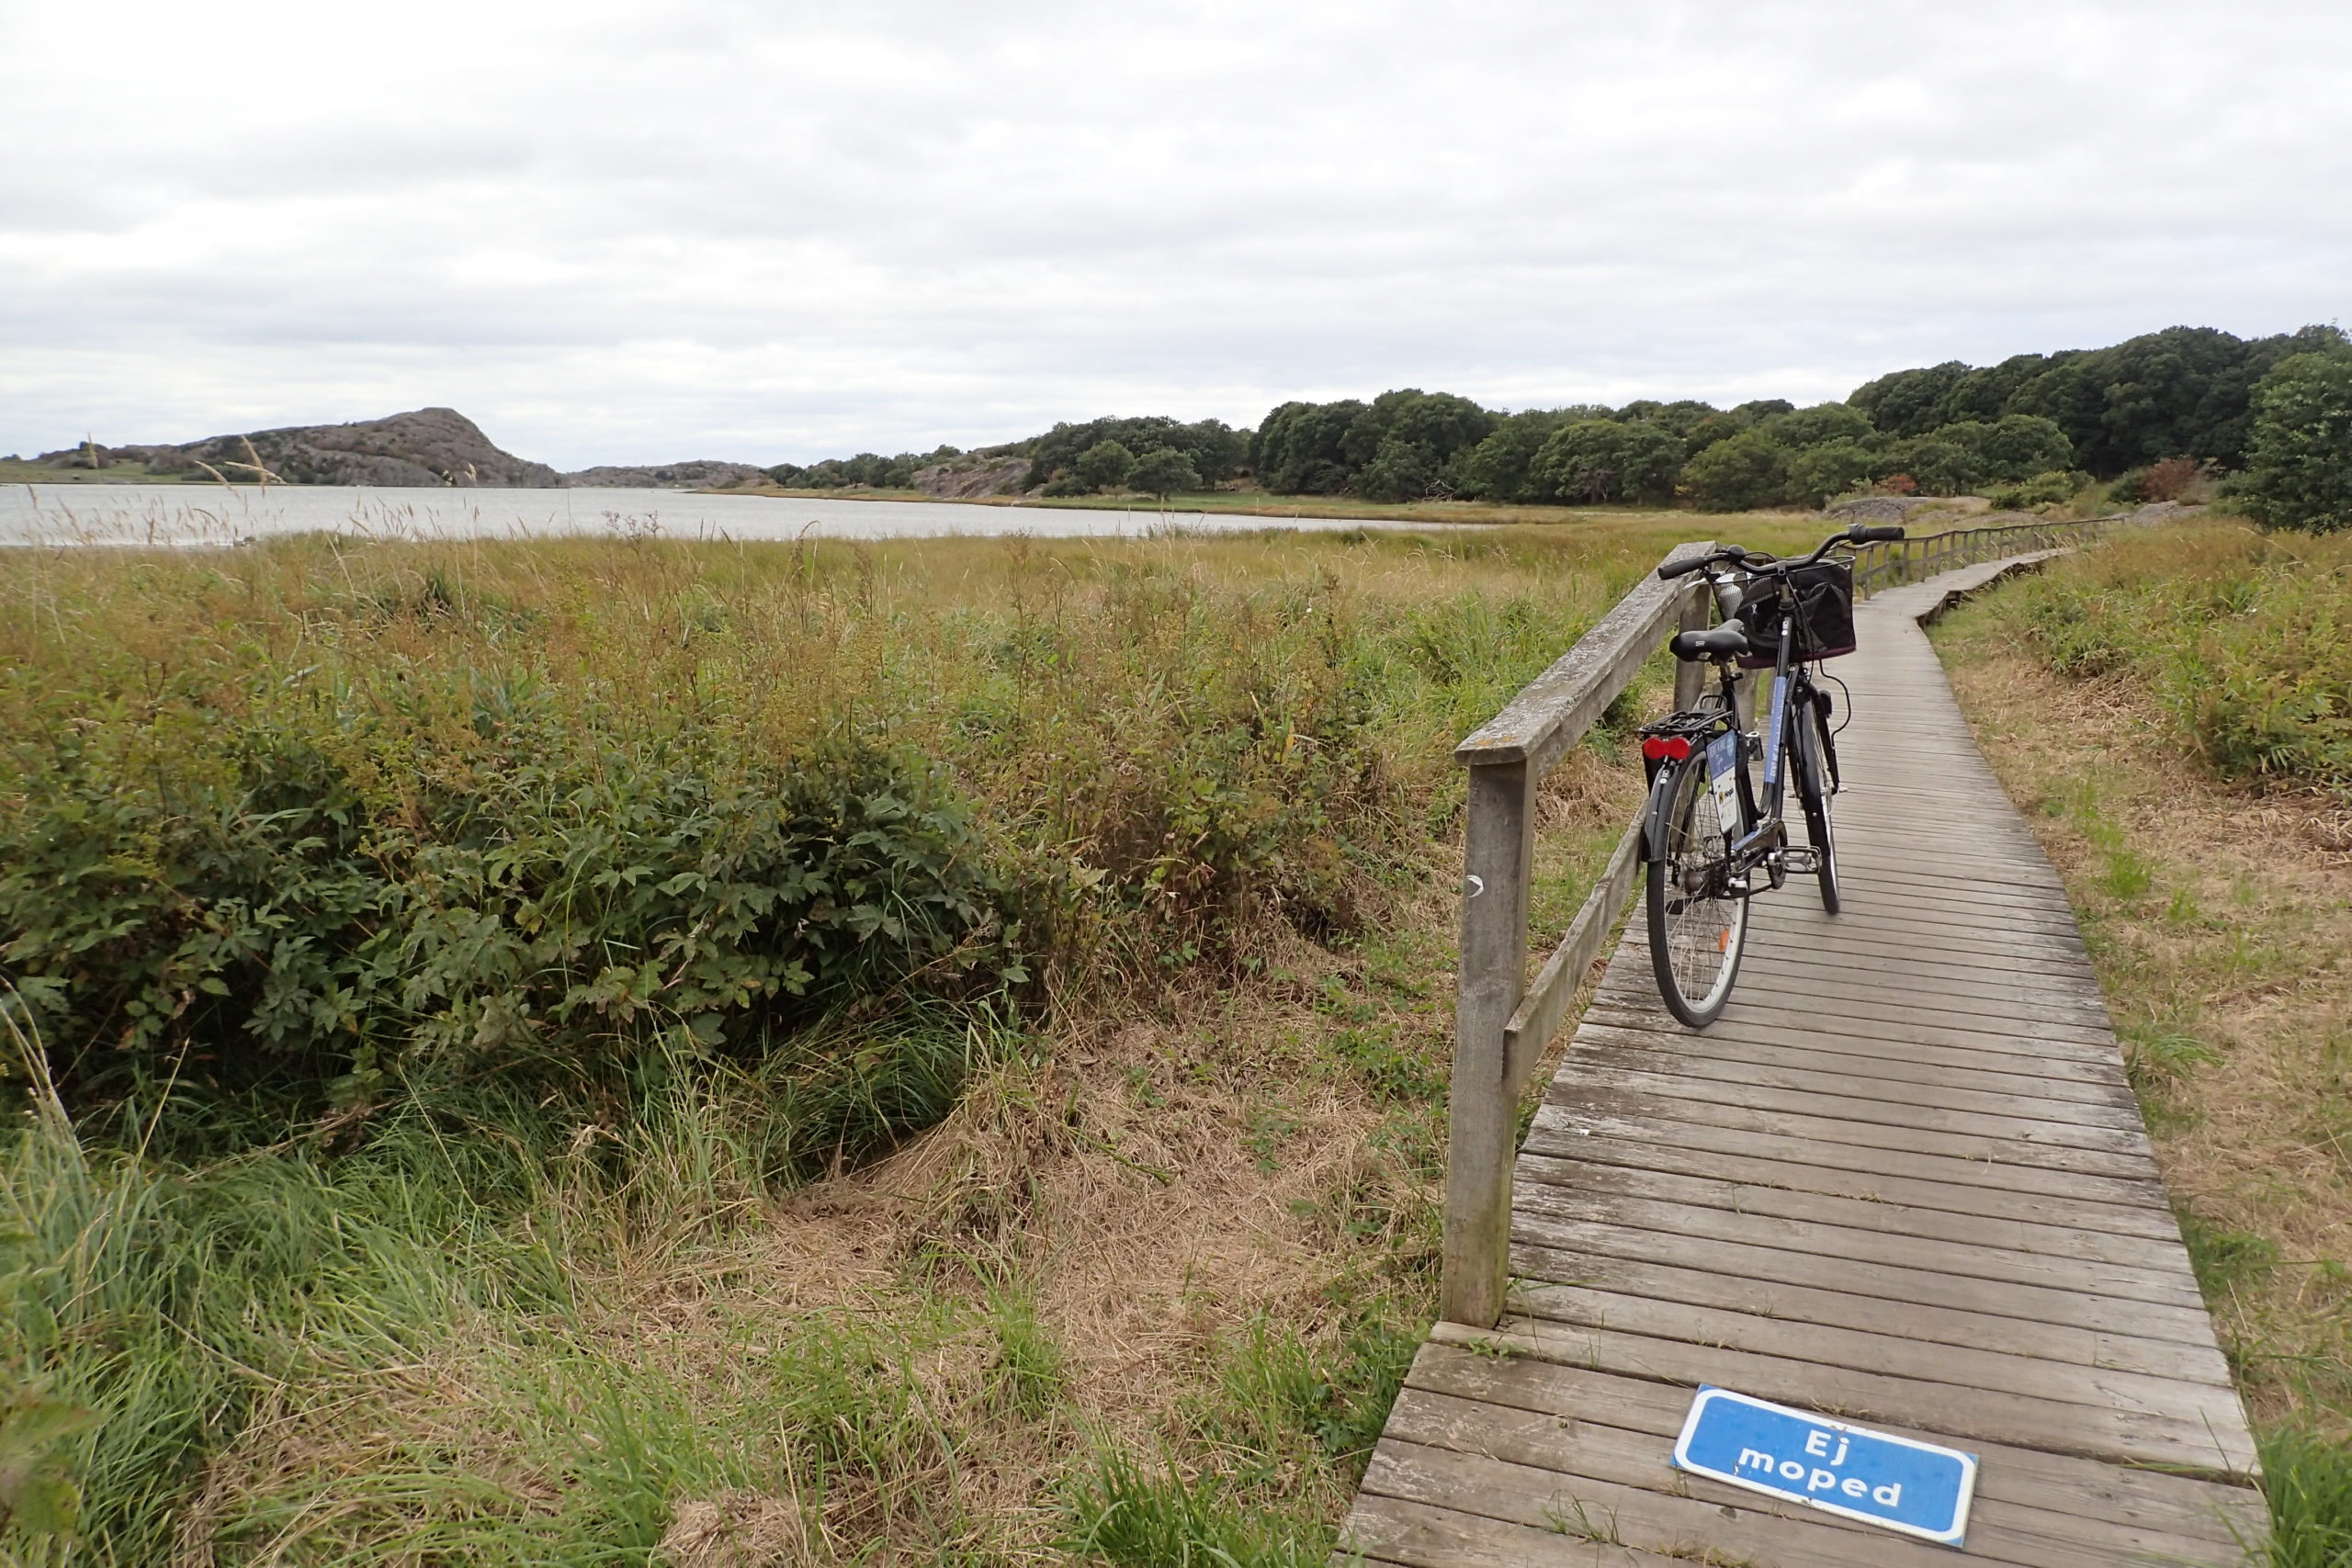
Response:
1995,523,2352,795
1,695,1022,1114
2236,351,2352,534
1991,469,2090,509
1680,430,1792,511
1530,419,1684,505
0,536,1624,1129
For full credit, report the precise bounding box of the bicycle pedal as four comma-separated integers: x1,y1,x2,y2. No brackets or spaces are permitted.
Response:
1779,848,1822,874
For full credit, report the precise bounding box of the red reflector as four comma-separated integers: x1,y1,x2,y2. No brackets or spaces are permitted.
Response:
1642,737,1693,761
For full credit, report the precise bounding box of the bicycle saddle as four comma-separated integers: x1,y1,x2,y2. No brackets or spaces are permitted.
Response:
1669,625,1752,661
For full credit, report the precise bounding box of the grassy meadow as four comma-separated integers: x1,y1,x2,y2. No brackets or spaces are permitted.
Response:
1934,518,2352,1563
0,513,1838,1566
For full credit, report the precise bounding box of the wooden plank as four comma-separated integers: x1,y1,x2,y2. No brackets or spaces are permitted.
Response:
1508,1271,2234,1392
1542,1066,2155,1161
1406,1344,2262,1547
1730,931,2105,991
1566,1020,2135,1103
1513,1152,2201,1269
1431,1317,2256,1478
1384,1385,2248,1568
1526,1101,2173,1210
1604,938,2099,1002
1580,994,2128,1068
1537,1087,2161,1185
1556,1043,2144,1135
1510,1201,2211,1314
1365,1435,2075,1568
1514,1138,2186,1241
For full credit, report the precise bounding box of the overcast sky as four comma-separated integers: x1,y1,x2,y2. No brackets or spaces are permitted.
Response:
3,0,2346,468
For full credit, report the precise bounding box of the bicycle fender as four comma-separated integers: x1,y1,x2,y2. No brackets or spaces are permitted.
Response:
1641,757,1686,864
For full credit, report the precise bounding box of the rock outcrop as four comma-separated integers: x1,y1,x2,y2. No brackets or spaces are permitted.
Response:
911,456,1033,500
49,408,560,488
560,460,772,490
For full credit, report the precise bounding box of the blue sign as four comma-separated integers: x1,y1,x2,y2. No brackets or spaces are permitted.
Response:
1671,1386,1979,1547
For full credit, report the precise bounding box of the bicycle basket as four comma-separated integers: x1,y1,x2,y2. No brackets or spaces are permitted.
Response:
1735,558,1857,669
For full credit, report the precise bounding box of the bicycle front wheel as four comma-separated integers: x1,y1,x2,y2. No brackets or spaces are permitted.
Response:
1793,689,1840,914
1645,752,1749,1028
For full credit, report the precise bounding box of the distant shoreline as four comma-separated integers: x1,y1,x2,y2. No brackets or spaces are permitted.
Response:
731,484,1704,527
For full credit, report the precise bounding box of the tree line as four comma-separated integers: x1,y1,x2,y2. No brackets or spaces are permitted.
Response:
758,322,2352,528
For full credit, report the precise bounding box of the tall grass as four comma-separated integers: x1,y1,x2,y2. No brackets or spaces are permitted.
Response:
1997,519,2352,796
0,523,1731,1563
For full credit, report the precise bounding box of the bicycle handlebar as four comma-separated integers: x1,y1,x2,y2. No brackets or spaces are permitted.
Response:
1655,521,1907,581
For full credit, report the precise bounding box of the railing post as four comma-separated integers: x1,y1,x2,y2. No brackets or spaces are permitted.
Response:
1442,759,1535,1326
1673,581,1709,712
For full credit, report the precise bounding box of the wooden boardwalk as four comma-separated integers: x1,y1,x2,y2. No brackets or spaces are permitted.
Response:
1344,559,2267,1567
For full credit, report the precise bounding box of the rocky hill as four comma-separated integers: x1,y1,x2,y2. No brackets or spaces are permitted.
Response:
43,408,560,487
911,455,1033,498
560,460,771,490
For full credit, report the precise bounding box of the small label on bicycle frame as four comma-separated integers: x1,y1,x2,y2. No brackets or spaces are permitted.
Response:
1706,734,1740,834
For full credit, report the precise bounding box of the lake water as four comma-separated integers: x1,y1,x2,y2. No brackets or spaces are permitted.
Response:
0,485,1454,548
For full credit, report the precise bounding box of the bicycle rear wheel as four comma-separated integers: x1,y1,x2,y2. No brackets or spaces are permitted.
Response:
1793,687,1840,914
1645,750,1749,1028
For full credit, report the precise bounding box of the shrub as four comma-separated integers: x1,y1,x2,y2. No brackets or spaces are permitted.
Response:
2235,351,2352,533
1883,435,1980,496
1075,440,1138,493
1679,430,1791,511
0,700,1023,1113
1991,470,2090,510
1788,439,1881,509
2141,456,2204,502
1130,446,1202,499
1529,419,1685,505
3,536,1621,1129
1996,523,2352,795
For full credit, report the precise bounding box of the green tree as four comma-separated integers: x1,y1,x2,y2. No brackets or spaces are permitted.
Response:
1074,439,1137,492
1763,402,1873,450
1531,420,1685,504
1679,410,1755,456
1849,361,1970,437
1787,439,1881,508
1253,400,1366,493
2235,351,2352,533
1956,413,2074,483
1128,446,1202,501
1681,430,1792,511
1883,436,1979,496
1456,411,1567,502
1356,435,1436,502
1616,400,1718,440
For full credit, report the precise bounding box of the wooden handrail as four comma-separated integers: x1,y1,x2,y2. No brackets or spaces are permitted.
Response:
1440,540,1713,1327
1436,503,2167,1329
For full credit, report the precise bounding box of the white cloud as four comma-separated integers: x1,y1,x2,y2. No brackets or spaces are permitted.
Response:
3,0,2346,466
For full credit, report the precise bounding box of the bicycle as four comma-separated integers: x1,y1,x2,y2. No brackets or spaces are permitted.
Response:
1635,521,1905,1027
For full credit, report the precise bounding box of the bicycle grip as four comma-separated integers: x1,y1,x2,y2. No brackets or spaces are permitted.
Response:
1847,524,1906,542
1657,553,1714,580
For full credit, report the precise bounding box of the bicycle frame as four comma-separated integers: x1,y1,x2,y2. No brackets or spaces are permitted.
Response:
1645,565,1833,890
1730,606,1799,865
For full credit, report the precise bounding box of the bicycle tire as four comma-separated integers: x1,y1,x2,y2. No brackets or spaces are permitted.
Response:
1793,688,1840,914
1645,750,1749,1028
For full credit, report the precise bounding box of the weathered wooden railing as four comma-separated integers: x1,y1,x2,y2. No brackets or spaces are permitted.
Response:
1437,507,2151,1326
1849,510,2136,596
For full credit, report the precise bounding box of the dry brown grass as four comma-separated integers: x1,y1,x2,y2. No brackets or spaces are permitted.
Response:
1937,615,2352,1436
158,851,1568,1562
